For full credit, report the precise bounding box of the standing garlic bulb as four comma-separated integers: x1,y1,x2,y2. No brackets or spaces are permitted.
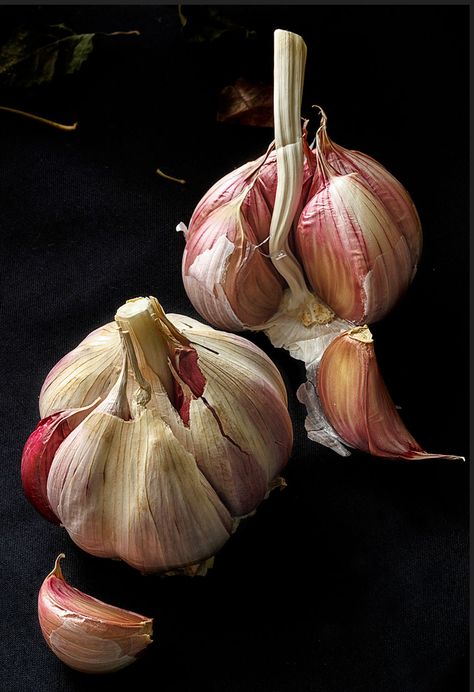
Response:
294,109,422,324
38,554,153,673
26,296,292,573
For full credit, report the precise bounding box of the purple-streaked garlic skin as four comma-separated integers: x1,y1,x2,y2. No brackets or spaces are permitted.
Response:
294,113,422,325
317,328,462,460
295,169,415,324
38,554,153,674
21,401,99,523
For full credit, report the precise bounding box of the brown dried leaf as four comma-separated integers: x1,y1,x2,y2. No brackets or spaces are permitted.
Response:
217,77,273,128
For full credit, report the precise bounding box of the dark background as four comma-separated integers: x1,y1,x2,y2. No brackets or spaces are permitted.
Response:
0,4,469,692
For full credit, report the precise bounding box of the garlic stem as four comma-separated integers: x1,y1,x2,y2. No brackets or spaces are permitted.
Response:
268,30,312,312
115,298,174,402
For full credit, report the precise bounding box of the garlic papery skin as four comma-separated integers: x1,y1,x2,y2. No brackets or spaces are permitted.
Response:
295,162,416,325
38,297,292,572
38,554,153,673
314,326,463,460
316,107,422,263
182,181,286,329
21,400,100,523
294,109,422,325
39,323,122,419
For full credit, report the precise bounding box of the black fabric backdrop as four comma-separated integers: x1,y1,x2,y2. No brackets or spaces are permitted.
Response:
0,5,469,692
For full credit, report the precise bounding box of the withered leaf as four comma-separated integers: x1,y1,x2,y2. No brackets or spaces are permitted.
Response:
0,23,139,88
217,77,273,128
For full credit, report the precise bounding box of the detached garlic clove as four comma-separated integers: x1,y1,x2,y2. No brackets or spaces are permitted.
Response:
38,554,153,673
21,400,100,523
316,326,462,459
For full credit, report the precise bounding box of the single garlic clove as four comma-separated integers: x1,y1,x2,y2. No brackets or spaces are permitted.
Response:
39,322,122,418
316,109,422,264
21,400,100,523
295,170,415,324
317,326,463,459
38,554,153,673
182,189,285,329
168,314,293,516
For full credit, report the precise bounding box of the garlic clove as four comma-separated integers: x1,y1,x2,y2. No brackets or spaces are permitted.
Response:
21,400,100,523
295,171,415,325
182,187,286,329
38,554,153,673
168,314,293,515
294,108,422,325
316,107,422,264
39,322,122,418
316,326,463,459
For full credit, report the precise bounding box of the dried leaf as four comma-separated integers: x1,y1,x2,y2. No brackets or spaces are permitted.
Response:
0,24,139,88
217,77,273,128
181,7,256,44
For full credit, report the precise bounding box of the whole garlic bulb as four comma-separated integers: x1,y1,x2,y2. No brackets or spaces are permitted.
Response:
25,297,293,574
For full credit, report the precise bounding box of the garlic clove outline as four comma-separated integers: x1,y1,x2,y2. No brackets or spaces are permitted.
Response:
21,400,100,523
38,554,153,673
316,326,463,460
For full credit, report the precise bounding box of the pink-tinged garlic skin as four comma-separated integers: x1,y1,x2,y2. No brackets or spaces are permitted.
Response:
38,555,153,674
182,138,315,331
319,122,422,264
21,401,99,523
317,328,462,460
294,112,422,325
296,172,415,324
182,194,285,329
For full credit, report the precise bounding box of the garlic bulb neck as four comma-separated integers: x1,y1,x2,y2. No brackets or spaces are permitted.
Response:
115,297,174,403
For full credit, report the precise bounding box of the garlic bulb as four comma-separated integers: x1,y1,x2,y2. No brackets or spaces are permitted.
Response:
175,29,462,461
38,554,153,673
301,326,462,460
29,296,292,573
294,109,422,324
